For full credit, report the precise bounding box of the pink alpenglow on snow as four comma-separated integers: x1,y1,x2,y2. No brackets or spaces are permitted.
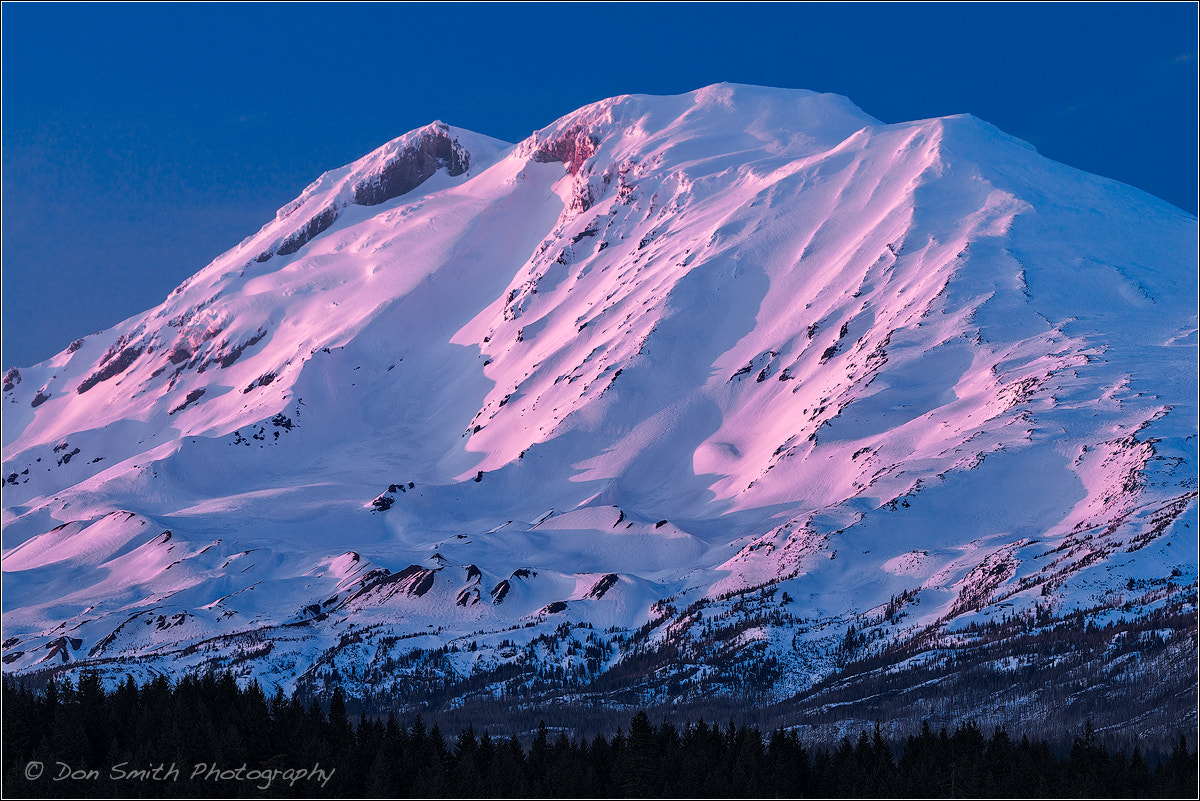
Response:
2,84,1195,739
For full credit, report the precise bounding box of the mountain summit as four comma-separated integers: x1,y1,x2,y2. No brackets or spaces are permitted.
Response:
3,84,1195,739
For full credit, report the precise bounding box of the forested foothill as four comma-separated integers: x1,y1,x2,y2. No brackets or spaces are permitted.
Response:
2,671,1195,798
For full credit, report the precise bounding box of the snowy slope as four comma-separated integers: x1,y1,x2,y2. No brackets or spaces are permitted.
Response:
2,84,1195,735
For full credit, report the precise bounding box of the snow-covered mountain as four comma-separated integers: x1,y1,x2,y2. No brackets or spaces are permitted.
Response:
3,84,1196,740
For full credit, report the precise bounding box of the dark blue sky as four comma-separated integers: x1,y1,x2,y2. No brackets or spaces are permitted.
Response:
3,3,1196,369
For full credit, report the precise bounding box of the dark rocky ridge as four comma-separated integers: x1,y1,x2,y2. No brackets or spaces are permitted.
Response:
257,126,471,263
275,205,340,257
77,344,144,394
352,127,469,206
532,124,599,175
68,129,471,398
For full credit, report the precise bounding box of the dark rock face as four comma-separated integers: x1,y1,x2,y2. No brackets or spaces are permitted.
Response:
395,566,436,598
2,368,19,392
532,125,599,175
585,573,620,600
353,129,469,206
168,345,193,365
344,564,437,606
243,371,276,393
31,391,51,408
168,388,206,415
277,204,340,257
199,328,267,372
78,343,145,394
490,580,510,604
258,128,470,264
45,636,80,664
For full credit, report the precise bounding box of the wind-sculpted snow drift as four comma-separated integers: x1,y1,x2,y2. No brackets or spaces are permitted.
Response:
2,85,1195,739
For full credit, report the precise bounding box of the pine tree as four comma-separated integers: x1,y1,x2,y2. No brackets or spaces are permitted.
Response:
526,720,551,796
1156,734,1198,797
621,710,658,795
1069,718,1107,798
488,735,526,797
451,724,485,798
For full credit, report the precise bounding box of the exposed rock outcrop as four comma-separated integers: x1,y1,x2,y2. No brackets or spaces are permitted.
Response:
260,125,471,263
352,126,469,206
276,204,340,257
532,124,599,175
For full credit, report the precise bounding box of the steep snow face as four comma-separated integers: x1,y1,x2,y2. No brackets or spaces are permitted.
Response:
2,85,1195,728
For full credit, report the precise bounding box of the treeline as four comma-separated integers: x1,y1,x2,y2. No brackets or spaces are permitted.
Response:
2,671,1195,798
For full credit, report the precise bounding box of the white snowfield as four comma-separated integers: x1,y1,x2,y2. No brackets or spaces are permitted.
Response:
2,85,1195,723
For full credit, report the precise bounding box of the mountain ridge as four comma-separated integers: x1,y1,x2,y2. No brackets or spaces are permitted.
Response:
2,83,1195,739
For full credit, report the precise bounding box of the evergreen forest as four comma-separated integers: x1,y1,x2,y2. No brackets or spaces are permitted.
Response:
2,671,1195,798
